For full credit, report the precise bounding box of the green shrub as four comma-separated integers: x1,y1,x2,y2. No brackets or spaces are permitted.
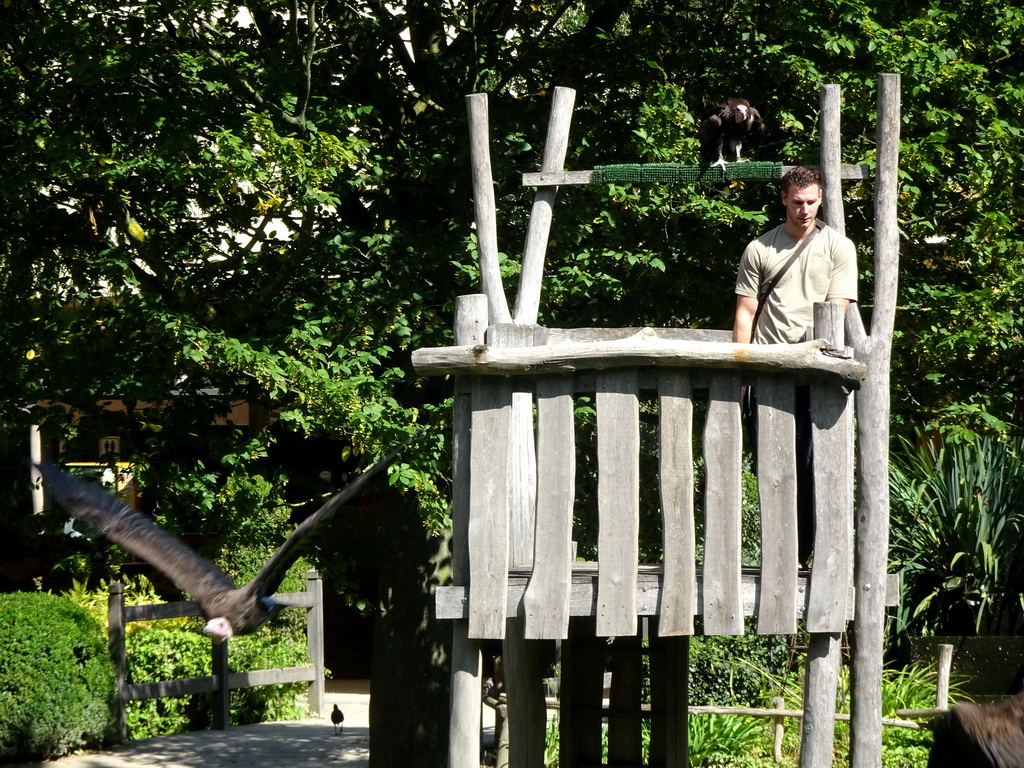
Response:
688,627,790,706
125,624,213,739
0,592,115,760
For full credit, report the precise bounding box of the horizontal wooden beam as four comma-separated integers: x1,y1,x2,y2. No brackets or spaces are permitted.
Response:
435,567,898,625
123,591,313,623
522,164,871,187
412,333,867,388
125,676,219,700
228,665,317,688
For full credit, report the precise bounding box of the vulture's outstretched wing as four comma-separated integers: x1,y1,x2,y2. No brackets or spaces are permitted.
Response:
38,462,237,605
243,444,405,601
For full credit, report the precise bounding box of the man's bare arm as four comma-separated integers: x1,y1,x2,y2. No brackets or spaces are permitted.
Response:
733,295,758,344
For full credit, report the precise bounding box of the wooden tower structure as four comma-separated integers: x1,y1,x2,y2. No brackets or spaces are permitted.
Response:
412,74,902,768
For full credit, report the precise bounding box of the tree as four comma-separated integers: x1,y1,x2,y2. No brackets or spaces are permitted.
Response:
3,0,1024,759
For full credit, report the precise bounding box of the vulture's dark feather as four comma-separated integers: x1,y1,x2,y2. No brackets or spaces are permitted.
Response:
928,691,1024,768
38,445,403,640
698,97,765,165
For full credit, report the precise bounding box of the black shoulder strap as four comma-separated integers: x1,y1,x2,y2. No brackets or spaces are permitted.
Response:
749,221,825,342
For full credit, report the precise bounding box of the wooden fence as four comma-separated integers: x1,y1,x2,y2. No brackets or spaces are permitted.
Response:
107,568,325,741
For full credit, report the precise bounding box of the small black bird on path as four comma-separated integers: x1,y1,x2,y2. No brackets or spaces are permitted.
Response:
698,97,765,168
928,690,1024,768
331,703,345,735
37,444,404,642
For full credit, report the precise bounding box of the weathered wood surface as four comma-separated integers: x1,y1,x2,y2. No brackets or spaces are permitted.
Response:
595,369,641,638
436,569,898,621
411,334,867,387
702,372,745,635
467,376,512,639
465,94,511,324
755,373,799,635
515,86,576,324
449,294,486,768
657,371,696,636
851,72,902,768
522,164,871,187
523,376,576,639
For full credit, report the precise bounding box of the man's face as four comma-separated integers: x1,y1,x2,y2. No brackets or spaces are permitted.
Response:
781,183,822,231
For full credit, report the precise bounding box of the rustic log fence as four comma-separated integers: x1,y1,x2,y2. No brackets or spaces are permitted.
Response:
107,568,325,741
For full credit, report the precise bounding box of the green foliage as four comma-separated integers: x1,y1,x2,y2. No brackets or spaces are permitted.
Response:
890,433,1024,635
124,622,311,739
688,628,791,707
0,592,115,760
688,715,766,767
124,626,213,738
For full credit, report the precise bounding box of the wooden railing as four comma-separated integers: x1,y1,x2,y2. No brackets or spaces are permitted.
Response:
417,304,864,642
107,568,325,740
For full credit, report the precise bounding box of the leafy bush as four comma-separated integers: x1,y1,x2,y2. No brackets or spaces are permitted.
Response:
0,592,115,760
890,434,1024,635
688,628,791,707
125,625,212,738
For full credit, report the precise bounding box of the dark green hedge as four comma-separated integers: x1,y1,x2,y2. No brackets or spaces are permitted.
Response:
0,592,115,759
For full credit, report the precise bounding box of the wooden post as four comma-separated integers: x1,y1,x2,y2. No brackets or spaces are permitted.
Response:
495,322,547,768
936,643,953,710
850,73,901,768
820,84,845,236
108,582,127,742
212,638,230,730
449,295,487,768
466,94,512,324
514,86,576,324
306,569,324,716
800,303,850,768
773,696,786,763
799,85,849,768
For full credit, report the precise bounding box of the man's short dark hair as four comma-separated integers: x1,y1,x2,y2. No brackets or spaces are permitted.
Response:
781,166,823,193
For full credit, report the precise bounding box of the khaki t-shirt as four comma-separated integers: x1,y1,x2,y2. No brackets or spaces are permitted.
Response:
735,223,858,344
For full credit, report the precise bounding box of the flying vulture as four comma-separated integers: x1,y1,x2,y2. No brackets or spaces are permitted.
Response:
698,98,765,167
331,703,345,735
37,446,403,642
928,690,1024,768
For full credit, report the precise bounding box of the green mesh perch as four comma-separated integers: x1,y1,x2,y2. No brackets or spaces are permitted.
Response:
592,161,783,184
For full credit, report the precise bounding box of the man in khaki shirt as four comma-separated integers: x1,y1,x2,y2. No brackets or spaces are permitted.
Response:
733,166,857,564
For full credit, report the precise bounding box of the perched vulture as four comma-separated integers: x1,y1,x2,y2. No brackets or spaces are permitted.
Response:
698,98,765,167
37,445,403,642
928,691,1024,768
331,703,345,735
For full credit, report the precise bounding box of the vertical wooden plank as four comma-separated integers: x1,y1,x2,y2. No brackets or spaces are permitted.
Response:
596,368,640,638
658,370,696,636
108,582,127,743
607,633,643,765
755,374,799,635
305,569,325,716
702,372,744,635
468,376,512,639
449,294,487,768
523,375,576,639
489,324,539,569
807,381,854,632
